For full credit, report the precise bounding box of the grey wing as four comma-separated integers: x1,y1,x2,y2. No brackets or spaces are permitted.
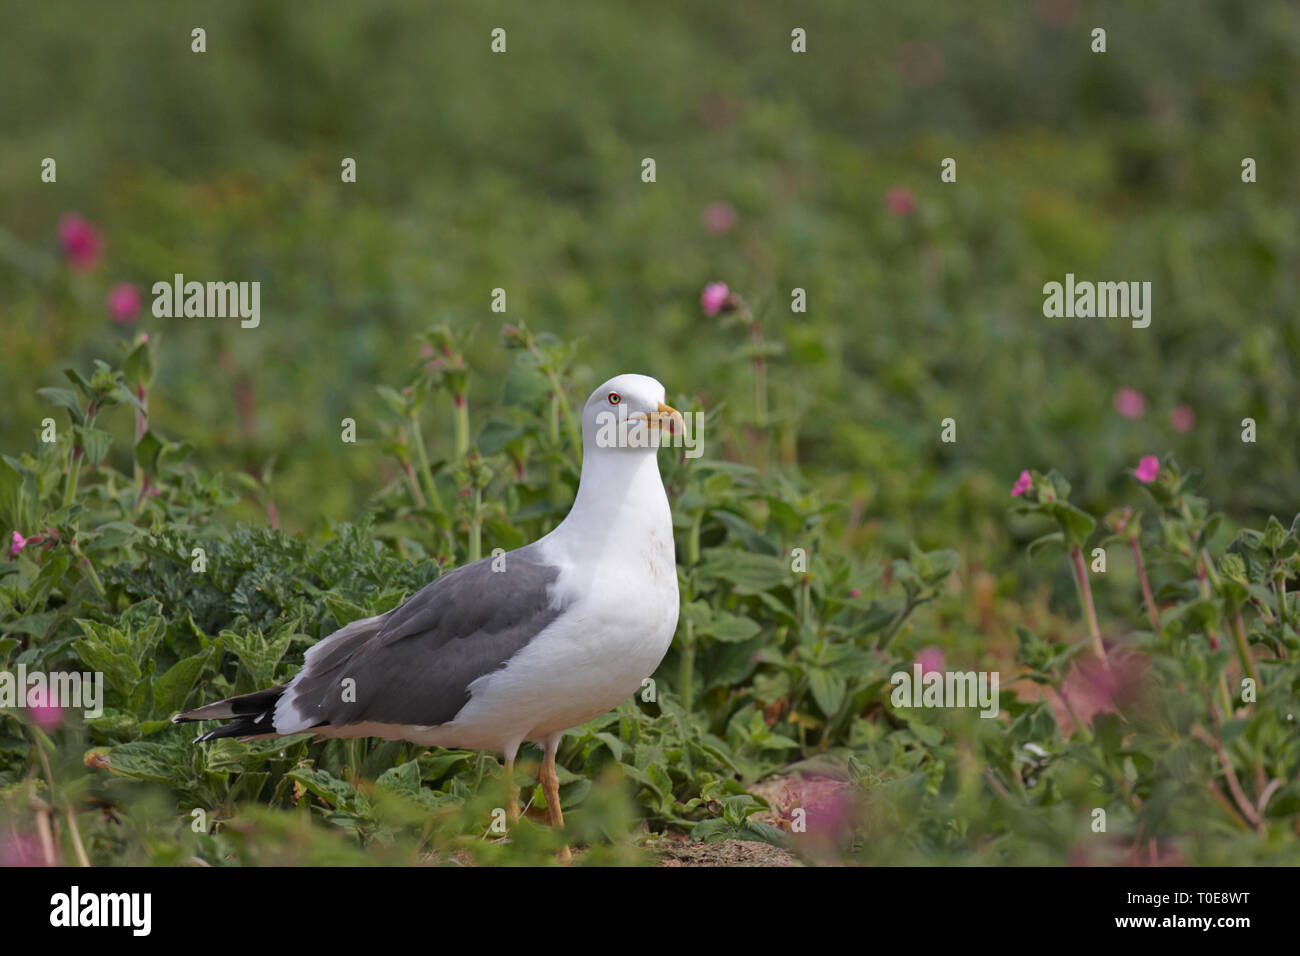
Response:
279,544,564,730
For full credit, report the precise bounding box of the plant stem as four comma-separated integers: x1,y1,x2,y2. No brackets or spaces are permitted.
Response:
1274,570,1290,630
408,413,441,511
71,539,105,600
1129,538,1162,637
1069,546,1108,667
1230,610,1261,689
468,489,482,563
542,367,581,460
453,392,469,459
687,510,702,567
61,406,97,508
749,319,769,469
679,619,695,712
1193,553,1222,651
402,460,425,507
880,598,920,651
1056,685,1093,743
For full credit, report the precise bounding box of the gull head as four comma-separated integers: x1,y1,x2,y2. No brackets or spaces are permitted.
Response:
581,373,684,455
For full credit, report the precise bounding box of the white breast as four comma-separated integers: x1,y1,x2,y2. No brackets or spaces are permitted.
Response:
421,448,680,753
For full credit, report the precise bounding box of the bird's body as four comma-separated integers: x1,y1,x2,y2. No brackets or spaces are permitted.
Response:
175,374,683,841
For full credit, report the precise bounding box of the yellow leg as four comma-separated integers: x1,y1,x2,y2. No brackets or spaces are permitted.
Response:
541,737,572,863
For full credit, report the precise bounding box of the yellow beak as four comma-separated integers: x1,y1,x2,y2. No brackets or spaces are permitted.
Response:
632,402,684,435
654,401,684,435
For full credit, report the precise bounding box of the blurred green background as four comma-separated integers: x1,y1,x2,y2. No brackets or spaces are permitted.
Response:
3,0,1298,547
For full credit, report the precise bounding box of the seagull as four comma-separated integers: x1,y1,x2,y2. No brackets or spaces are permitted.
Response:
174,373,684,854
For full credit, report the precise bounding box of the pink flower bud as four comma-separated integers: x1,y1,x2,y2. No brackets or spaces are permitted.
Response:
700,282,730,317
106,282,142,323
1171,405,1194,433
916,646,945,676
885,186,916,217
1010,470,1033,497
702,201,736,234
1113,388,1146,419
28,703,64,732
1134,456,1159,484
58,213,102,271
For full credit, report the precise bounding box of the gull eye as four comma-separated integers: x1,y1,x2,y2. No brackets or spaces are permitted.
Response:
607,392,622,405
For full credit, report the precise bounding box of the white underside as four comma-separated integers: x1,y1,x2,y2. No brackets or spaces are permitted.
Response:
278,437,680,759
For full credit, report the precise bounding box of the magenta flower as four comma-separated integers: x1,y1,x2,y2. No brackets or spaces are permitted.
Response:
1010,470,1033,497
106,282,141,324
1171,405,1195,433
700,282,730,317
1114,388,1146,419
885,186,916,217
9,531,26,558
0,832,46,867
1134,455,1159,484
779,775,856,847
58,213,102,271
915,646,945,676
848,587,862,599
28,703,64,733
702,201,736,234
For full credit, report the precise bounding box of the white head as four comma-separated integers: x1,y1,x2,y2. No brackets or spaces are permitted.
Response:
581,373,683,455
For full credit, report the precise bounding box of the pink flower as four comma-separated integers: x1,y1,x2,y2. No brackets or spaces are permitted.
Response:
1171,405,1194,433
1010,470,1033,497
778,775,856,844
9,531,26,558
28,703,64,732
0,832,46,867
58,213,102,271
848,587,862,599
702,201,736,234
915,646,945,676
1114,388,1146,419
1134,456,1159,483
700,282,730,317
885,186,916,217
106,282,141,324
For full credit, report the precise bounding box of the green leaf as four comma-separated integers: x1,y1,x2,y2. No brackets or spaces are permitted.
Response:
37,387,83,424
0,459,38,532
710,510,780,556
374,385,409,418
135,430,164,473
808,669,847,717
1027,531,1066,558
152,648,213,715
698,549,789,594
707,611,761,643
98,739,192,785
287,767,357,811
124,342,154,387
322,594,369,628
80,426,113,467
1051,502,1095,546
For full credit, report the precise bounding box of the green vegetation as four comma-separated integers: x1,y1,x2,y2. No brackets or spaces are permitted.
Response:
2,1,1299,865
